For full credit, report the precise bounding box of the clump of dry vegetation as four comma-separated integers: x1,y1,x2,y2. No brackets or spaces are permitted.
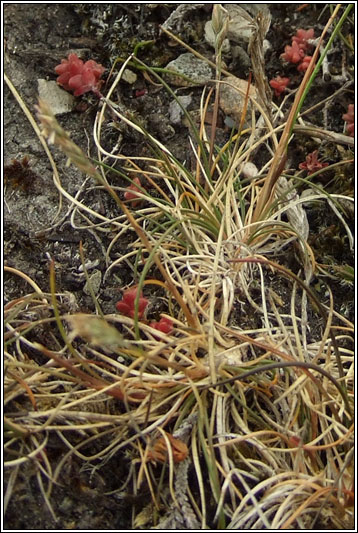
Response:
4,4,354,529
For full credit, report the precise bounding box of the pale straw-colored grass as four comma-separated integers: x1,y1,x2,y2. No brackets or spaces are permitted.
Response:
5,7,354,526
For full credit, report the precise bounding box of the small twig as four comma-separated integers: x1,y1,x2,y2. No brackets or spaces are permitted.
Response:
292,124,354,146
252,4,344,224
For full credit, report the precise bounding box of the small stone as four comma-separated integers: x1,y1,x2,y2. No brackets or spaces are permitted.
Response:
161,4,205,34
225,4,271,43
121,69,137,84
168,95,192,125
225,4,253,43
165,53,213,87
84,269,102,296
241,162,258,180
219,75,258,124
37,79,75,115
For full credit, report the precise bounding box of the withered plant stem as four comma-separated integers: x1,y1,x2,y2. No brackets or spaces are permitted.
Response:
252,4,342,224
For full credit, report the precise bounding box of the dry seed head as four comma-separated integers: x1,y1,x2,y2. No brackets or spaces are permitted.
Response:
65,314,128,350
211,4,225,34
212,4,229,49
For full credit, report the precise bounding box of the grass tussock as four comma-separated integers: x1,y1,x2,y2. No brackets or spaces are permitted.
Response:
4,5,354,529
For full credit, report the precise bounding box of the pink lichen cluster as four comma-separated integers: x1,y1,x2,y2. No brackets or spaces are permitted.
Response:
55,53,105,97
292,28,315,50
298,150,328,175
281,40,304,64
270,28,315,98
115,287,174,335
297,55,312,73
149,317,174,335
342,104,354,137
124,177,143,206
269,76,290,97
281,28,314,72
115,287,149,319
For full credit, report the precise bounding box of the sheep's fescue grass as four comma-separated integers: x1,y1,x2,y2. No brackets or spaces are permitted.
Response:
5,6,354,528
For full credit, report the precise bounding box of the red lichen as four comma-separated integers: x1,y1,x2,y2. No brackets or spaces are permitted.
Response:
298,150,329,175
281,29,314,73
292,28,314,50
269,76,290,97
281,41,305,64
135,88,148,98
124,177,143,206
55,53,105,97
149,317,174,335
297,56,312,72
342,104,354,137
115,287,149,319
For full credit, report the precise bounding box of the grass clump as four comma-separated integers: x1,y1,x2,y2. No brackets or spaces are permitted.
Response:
4,5,354,529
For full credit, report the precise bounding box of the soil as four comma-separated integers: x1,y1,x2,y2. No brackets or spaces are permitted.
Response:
4,4,354,530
